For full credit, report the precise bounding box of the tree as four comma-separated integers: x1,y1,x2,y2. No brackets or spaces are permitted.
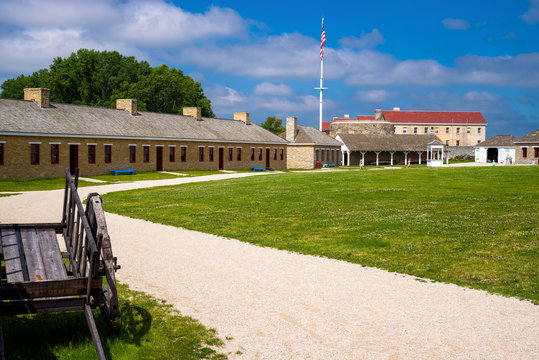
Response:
1,49,214,117
261,116,286,135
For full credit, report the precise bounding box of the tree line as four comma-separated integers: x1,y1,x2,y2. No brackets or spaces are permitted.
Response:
1,49,214,117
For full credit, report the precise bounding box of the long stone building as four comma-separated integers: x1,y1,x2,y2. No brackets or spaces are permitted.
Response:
514,129,539,165
0,88,287,179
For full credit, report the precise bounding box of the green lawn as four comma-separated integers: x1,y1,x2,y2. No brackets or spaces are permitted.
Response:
103,166,539,302
2,283,227,359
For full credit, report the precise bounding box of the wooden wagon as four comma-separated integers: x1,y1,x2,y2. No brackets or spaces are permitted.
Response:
0,169,121,360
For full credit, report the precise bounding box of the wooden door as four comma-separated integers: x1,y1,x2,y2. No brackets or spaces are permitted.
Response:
156,147,163,171
69,145,78,174
218,147,224,170
266,148,270,168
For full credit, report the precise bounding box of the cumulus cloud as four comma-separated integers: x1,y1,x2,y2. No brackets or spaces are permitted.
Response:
356,90,397,103
521,0,539,24
253,82,294,96
442,18,470,30
339,29,384,48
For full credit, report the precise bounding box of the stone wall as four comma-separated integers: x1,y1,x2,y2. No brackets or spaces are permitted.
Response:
0,135,287,179
329,121,395,138
394,124,486,146
446,146,474,160
287,145,341,168
514,144,539,164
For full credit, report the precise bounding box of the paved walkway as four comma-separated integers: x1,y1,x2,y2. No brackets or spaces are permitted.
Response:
0,172,537,359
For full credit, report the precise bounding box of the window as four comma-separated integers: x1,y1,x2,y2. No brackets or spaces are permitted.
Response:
209,147,214,162
478,127,482,134
535,148,539,158
199,147,204,162
315,149,320,161
446,127,449,134
129,145,136,163
477,140,481,144
31,143,40,165
273,148,277,160
181,146,187,162
143,146,150,163
446,140,449,146
50,144,59,164
467,127,471,134
280,148,284,160
402,127,407,134
456,128,460,134
237,147,242,161
228,147,233,161
522,147,527,158
169,146,175,162
435,127,439,134
424,127,428,134
0,143,4,165
258,148,262,161
250,147,255,161
413,127,418,134
456,140,460,146
88,144,96,164
104,145,112,163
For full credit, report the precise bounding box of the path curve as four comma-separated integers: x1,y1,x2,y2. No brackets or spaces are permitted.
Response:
1,172,537,359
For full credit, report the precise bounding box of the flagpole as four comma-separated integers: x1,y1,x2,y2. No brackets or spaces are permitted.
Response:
315,17,327,131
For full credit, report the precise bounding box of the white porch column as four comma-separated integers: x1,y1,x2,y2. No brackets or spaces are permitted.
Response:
361,151,366,166
417,151,423,164
404,151,409,165
390,151,395,165
375,152,380,166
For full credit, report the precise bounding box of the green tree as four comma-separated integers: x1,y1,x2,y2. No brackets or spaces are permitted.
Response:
1,49,214,117
261,116,286,134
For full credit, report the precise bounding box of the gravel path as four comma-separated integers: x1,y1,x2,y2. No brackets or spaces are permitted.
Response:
1,173,537,359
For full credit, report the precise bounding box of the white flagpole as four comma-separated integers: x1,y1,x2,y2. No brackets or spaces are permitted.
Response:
315,17,327,131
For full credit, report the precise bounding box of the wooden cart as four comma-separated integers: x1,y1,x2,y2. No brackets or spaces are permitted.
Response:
0,169,121,360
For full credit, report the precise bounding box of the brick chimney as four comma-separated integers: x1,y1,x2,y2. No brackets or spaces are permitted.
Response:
286,116,297,142
234,112,250,125
24,88,50,108
116,99,138,115
375,109,383,121
183,107,202,120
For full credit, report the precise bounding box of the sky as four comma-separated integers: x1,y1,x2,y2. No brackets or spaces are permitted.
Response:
0,0,538,137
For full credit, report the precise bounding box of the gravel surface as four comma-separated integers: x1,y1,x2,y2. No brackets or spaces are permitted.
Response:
1,172,537,359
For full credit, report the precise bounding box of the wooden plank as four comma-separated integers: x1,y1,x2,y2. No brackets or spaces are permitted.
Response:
20,229,46,281
0,223,64,230
84,304,106,360
0,277,102,299
1,228,28,283
0,297,86,316
37,229,68,280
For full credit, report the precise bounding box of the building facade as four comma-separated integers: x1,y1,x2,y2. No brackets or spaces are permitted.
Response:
281,116,342,169
514,129,539,165
0,88,287,179
474,135,517,163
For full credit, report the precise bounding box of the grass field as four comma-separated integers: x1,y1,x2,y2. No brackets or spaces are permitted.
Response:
2,283,227,359
103,166,539,302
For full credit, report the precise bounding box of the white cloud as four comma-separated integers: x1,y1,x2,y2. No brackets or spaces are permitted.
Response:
442,18,470,30
356,90,396,103
339,29,384,48
522,0,539,24
253,82,294,96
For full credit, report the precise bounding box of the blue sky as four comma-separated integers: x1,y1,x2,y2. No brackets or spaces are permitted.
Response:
0,0,538,137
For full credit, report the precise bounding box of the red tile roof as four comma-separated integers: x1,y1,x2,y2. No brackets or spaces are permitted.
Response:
332,115,375,121
322,121,332,131
382,111,486,124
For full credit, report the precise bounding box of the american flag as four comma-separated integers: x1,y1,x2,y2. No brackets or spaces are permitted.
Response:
320,18,326,60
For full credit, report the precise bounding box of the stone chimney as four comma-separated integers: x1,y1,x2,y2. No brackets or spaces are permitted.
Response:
375,109,383,121
116,99,138,115
234,112,250,125
24,88,50,108
393,107,400,111
344,114,350,118
286,116,297,142
183,107,202,120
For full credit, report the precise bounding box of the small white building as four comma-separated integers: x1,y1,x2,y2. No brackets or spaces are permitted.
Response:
474,135,517,163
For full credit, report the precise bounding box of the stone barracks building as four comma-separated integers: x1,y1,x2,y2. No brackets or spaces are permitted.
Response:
0,88,287,179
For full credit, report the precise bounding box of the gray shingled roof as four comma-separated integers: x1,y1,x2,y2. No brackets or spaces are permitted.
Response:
279,125,342,146
476,135,518,147
0,99,287,144
514,129,539,144
338,134,442,152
